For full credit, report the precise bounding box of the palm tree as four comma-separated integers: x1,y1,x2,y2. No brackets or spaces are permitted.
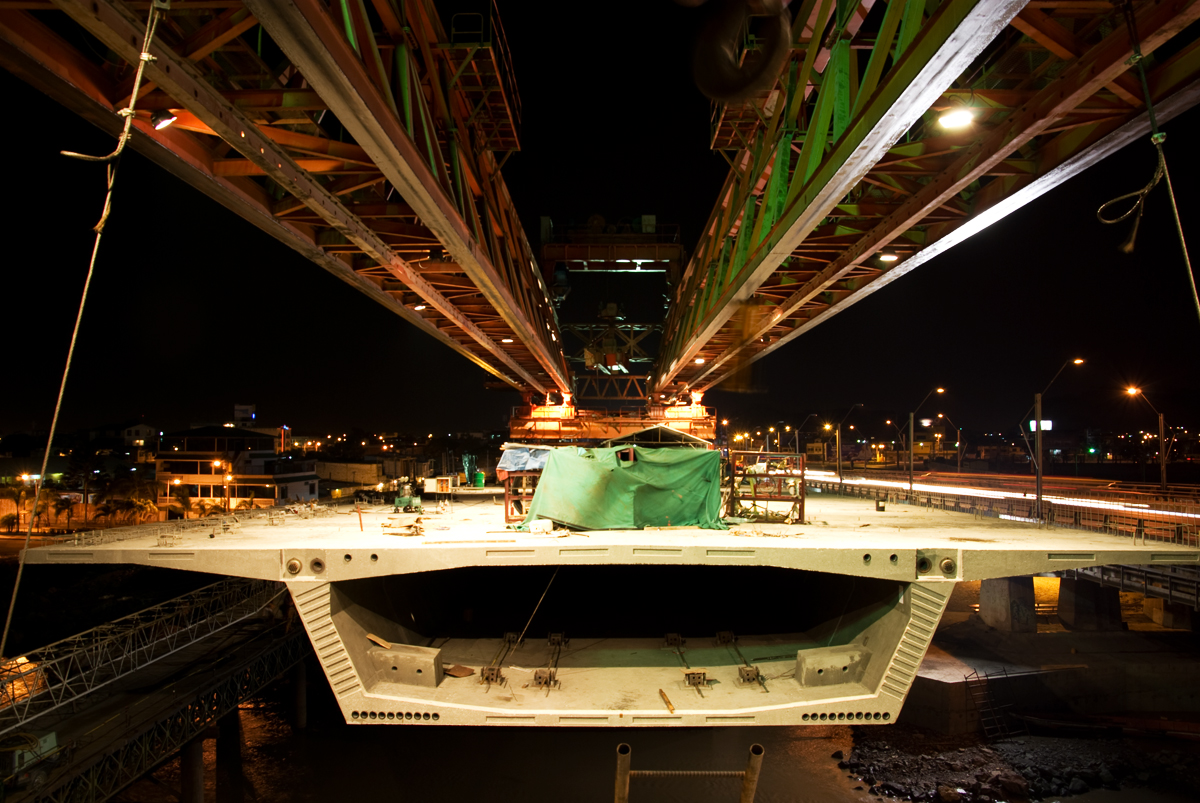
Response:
53,495,74,529
170,486,194,520
64,450,106,524
0,513,17,533
0,485,27,532
93,501,117,523
31,488,56,531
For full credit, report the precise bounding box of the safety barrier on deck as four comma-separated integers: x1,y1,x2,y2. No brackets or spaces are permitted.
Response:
806,479,1200,548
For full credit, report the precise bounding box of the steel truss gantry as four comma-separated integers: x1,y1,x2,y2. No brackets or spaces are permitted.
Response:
0,0,568,394
34,625,309,803
0,578,282,738
654,0,1200,394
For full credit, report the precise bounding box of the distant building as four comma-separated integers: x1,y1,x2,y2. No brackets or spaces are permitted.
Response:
155,426,278,513
275,456,319,502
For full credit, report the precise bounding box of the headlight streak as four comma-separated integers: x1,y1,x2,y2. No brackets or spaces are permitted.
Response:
801,473,1198,520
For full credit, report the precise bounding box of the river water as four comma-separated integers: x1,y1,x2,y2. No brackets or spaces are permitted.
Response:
112,691,1196,803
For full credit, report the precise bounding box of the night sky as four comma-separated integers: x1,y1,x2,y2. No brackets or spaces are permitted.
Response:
2,2,1198,444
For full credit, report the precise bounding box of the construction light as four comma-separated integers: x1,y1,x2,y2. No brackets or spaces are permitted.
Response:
938,107,973,129
501,338,514,343
878,248,899,262
694,358,705,365
414,304,427,311
151,109,177,130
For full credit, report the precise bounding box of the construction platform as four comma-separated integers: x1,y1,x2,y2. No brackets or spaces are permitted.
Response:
22,496,1200,728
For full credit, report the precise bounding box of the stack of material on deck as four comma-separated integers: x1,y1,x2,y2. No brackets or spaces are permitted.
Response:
521,445,726,531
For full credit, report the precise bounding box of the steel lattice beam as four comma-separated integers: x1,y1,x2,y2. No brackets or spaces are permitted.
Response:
655,0,1029,391
0,578,282,738
35,626,309,803
242,0,571,391
681,0,1200,390
0,5,544,391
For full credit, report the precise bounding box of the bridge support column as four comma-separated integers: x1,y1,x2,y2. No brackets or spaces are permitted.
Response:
217,711,245,803
1143,598,1194,630
292,660,308,729
978,577,1036,633
1057,578,1125,631
181,737,205,803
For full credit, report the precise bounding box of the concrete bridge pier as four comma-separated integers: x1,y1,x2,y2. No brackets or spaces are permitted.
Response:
1144,598,1195,630
1057,578,1125,631
217,711,245,803
978,577,1037,632
181,737,205,803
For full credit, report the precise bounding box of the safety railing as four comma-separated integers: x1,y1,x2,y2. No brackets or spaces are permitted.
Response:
807,473,1200,548
0,578,284,737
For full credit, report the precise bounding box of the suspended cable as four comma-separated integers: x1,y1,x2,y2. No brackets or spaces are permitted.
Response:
0,4,167,660
1096,2,1198,326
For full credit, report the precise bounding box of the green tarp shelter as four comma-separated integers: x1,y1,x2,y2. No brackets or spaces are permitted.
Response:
521,446,727,531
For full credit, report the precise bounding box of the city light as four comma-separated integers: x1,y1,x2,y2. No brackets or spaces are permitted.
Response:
938,108,973,128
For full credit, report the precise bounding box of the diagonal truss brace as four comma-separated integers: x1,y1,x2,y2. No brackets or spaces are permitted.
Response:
692,0,1200,389
655,0,1029,391
244,0,571,392
46,0,547,393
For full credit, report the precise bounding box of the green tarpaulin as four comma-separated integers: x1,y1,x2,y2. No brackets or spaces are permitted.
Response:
521,446,727,531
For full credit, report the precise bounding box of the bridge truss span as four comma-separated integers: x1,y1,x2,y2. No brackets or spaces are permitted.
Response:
655,0,1200,394
0,0,568,394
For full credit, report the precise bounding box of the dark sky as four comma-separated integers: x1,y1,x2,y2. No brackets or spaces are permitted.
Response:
2,2,1198,444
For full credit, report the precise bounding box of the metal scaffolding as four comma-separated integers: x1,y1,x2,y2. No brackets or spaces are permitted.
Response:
0,578,283,738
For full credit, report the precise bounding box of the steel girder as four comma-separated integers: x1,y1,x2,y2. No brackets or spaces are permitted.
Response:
1,0,564,393
35,626,309,803
0,578,280,738
241,0,570,391
655,0,1200,394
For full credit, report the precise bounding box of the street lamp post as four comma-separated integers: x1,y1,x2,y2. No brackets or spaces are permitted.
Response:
1127,387,1167,492
834,404,862,481
886,420,906,468
938,413,964,472
1031,358,1084,522
909,388,945,494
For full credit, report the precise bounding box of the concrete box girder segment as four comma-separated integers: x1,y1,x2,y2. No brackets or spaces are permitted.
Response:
30,0,548,392
23,502,1200,728
654,0,1030,392
686,0,1200,389
0,7,531,389
243,0,571,392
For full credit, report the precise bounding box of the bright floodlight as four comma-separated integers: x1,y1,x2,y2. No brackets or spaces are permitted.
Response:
694,357,705,365
414,304,427,311
938,108,973,129
936,388,945,394
878,248,899,262
151,109,177,130
1074,358,1085,364
1127,387,1141,395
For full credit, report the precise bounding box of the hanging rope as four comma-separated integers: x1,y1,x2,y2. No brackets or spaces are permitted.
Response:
1096,2,1199,324
0,5,167,660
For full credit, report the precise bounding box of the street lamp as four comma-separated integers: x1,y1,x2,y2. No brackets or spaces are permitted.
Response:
909,388,944,493
835,404,862,481
886,420,906,468
1028,358,1084,521
938,413,964,472
1126,386,1168,492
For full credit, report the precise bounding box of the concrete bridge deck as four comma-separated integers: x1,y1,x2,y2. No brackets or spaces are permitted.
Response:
22,497,1199,729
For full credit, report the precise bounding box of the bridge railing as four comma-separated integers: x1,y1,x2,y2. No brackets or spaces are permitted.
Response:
807,473,1200,548
0,578,284,737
